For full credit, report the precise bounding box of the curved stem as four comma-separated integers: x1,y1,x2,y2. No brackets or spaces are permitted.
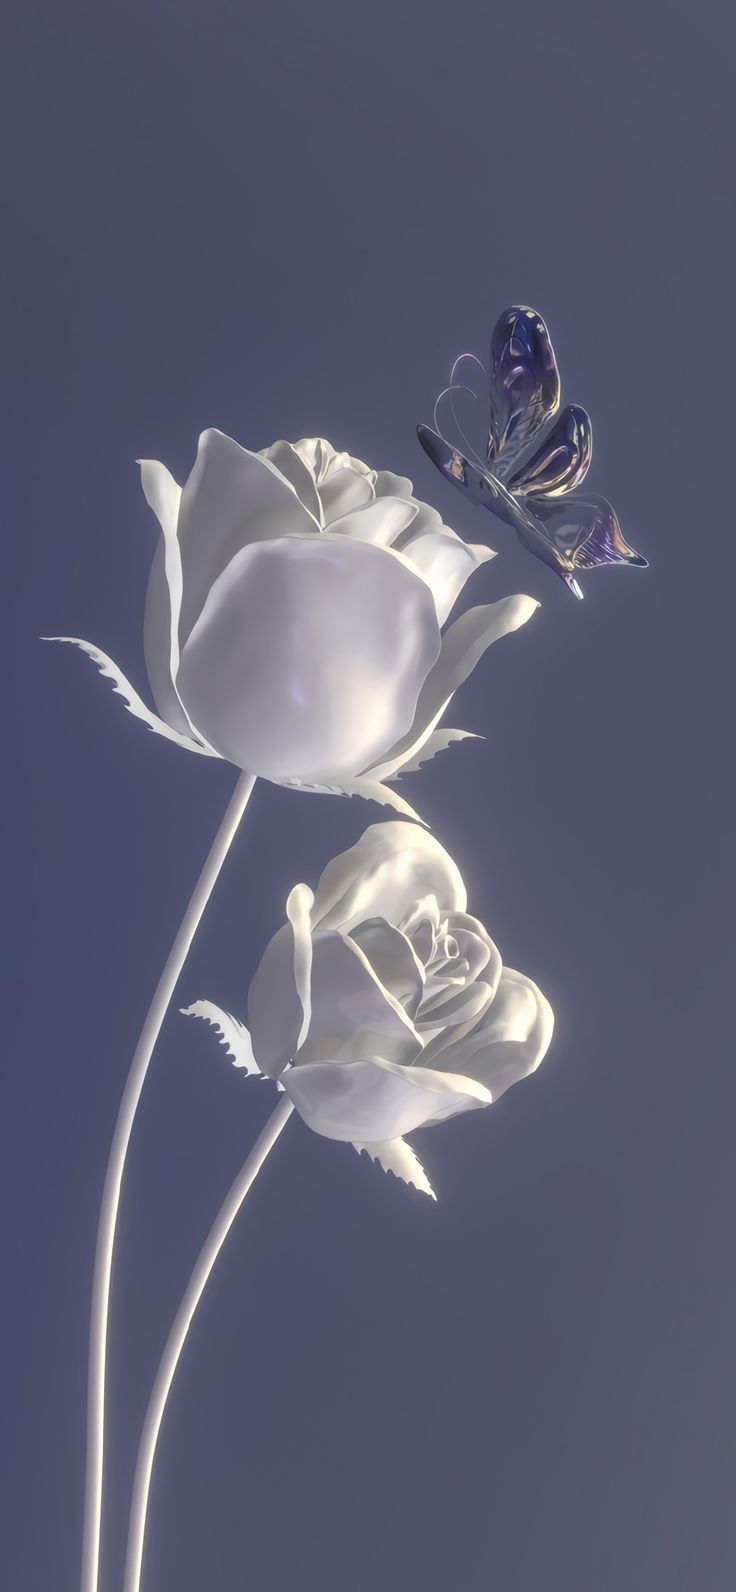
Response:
123,1095,294,1592
81,771,257,1592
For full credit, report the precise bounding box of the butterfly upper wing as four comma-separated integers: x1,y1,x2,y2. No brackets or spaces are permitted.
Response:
488,306,561,479
532,492,648,572
508,404,593,498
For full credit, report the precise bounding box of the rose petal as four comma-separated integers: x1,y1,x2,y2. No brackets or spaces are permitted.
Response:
282,1054,491,1141
139,458,195,737
427,597,541,702
292,438,371,488
248,883,315,1079
176,535,440,782
400,894,441,944
398,528,495,626
373,469,414,499
286,883,314,1052
392,498,444,539
363,594,540,781
424,968,554,1100
175,429,318,646
365,492,495,625
348,917,426,1018
310,823,466,935
289,439,378,523
295,929,422,1068
317,463,375,524
417,977,494,1027
259,440,323,525
330,496,419,548
445,912,501,989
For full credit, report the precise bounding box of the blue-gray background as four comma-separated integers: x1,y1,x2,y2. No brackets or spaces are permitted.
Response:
3,2,734,1588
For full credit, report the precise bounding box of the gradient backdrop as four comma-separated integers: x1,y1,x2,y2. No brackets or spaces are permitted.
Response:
3,2,735,1589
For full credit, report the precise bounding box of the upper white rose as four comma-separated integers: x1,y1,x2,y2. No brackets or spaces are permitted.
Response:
186,821,554,1198
50,431,538,811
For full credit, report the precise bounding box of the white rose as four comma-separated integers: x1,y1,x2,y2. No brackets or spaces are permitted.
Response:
186,821,553,1198
50,432,538,810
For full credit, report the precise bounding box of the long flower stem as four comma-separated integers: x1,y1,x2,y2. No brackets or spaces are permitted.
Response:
123,1094,294,1592
81,770,257,1592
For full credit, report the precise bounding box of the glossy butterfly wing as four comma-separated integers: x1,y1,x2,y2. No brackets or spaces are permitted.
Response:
531,493,648,572
418,303,648,596
487,306,561,477
416,424,539,537
507,404,593,498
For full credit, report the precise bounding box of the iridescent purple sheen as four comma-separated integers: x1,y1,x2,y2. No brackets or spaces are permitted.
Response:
487,306,561,474
508,404,592,499
418,304,648,599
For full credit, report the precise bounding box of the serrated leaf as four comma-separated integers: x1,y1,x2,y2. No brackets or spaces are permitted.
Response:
181,1000,261,1076
328,774,429,825
393,727,481,777
275,772,429,825
353,1137,436,1199
43,637,219,757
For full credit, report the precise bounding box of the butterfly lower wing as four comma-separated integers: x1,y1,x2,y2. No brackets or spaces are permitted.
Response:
488,306,561,478
532,492,648,578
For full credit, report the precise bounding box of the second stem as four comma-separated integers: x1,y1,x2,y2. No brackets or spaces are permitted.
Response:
80,770,256,1592
123,1096,295,1592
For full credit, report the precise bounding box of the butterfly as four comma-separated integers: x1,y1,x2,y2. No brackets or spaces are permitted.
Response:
417,304,647,599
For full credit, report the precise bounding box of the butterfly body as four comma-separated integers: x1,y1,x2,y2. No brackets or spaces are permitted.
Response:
418,305,647,599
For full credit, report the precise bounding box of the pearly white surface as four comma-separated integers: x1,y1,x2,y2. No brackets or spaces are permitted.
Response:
60,429,539,800
176,534,440,781
190,821,554,1189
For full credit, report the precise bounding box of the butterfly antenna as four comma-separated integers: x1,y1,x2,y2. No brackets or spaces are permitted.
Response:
447,352,487,469
449,351,485,385
433,384,488,474
433,383,454,436
434,382,477,443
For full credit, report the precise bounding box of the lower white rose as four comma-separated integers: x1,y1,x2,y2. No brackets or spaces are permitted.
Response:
185,821,554,1198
